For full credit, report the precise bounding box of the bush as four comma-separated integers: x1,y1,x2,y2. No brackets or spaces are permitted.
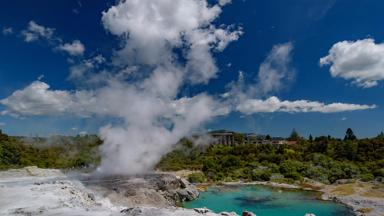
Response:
188,172,206,183
251,169,272,181
359,173,374,182
279,160,303,180
328,165,346,183
373,168,384,177
304,165,328,182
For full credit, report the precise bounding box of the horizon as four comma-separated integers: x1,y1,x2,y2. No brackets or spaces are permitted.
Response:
2,126,380,140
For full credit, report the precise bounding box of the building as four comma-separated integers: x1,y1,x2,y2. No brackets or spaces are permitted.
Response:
209,130,236,146
244,133,264,145
271,137,288,145
208,130,297,146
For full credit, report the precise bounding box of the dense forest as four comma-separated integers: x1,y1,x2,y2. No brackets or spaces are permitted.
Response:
1,128,384,185
0,130,102,170
157,129,384,184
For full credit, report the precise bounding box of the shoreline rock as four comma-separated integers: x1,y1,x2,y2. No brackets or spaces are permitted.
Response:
319,181,384,216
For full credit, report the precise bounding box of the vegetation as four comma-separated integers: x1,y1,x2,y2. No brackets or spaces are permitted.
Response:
1,127,384,185
188,172,206,183
0,129,102,170
158,129,384,184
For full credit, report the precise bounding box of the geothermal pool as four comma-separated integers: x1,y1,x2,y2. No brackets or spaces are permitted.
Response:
184,185,353,216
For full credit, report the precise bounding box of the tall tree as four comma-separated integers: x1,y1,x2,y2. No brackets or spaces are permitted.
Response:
288,129,300,141
344,128,357,141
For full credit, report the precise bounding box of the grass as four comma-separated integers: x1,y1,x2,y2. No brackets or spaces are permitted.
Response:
357,208,373,214
362,188,384,198
330,184,355,196
298,182,323,191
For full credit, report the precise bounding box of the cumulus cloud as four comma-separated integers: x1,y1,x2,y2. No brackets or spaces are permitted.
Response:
57,40,85,56
236,96,376,115
218,0,232,6
22,21,54,42
257,42,295,94
102,0,242,84
20,20,86,58
0,81,96,117
0,81,73,116
320,38,384,88
2,27,13,35
224,42,295,101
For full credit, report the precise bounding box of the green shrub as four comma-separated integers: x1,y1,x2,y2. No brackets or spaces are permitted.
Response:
251,169,272,181
188,172,206,183
373,168,384,177
359,173,374,182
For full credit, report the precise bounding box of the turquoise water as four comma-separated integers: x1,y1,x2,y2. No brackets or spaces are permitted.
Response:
184,185,353,216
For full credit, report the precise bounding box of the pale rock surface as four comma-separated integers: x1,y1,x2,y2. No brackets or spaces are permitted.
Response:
0,167,251,216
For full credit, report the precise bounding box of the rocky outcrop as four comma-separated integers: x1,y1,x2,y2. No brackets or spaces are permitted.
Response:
0,167,120,215
84,173,199,207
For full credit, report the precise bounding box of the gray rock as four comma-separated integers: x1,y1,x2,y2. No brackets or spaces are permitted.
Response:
220,212,239,216
194,207,211,214
121,207,143,215
84,173,200,207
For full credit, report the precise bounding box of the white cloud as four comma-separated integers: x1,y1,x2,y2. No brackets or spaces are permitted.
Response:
68,55,131,85
236,96,376,115
320,38,384,88
0,81,73,116
0,81,97,117
0,122,6,127
224,42,295,104
22,21,54,42
57,40,85,56
102,0,242,84
20,21,86,58
257,42,295,94
218,0,232,6
2,27,13,35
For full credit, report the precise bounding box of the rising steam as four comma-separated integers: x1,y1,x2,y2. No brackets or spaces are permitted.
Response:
94,0,241,174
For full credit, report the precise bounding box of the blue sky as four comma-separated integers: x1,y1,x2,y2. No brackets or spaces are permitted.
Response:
0,0,384,138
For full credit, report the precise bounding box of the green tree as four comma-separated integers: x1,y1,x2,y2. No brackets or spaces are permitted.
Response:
188,173,206,183
251,169,272,181
288,129,300,141
377,132,384,139
308,134,313,142
344,128,357,141
234,133,245,145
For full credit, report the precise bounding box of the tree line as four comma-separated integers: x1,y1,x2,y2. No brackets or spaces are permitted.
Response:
157,128,384,184
0,130,102,170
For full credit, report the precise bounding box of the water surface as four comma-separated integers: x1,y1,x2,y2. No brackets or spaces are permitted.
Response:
184,185,353,216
